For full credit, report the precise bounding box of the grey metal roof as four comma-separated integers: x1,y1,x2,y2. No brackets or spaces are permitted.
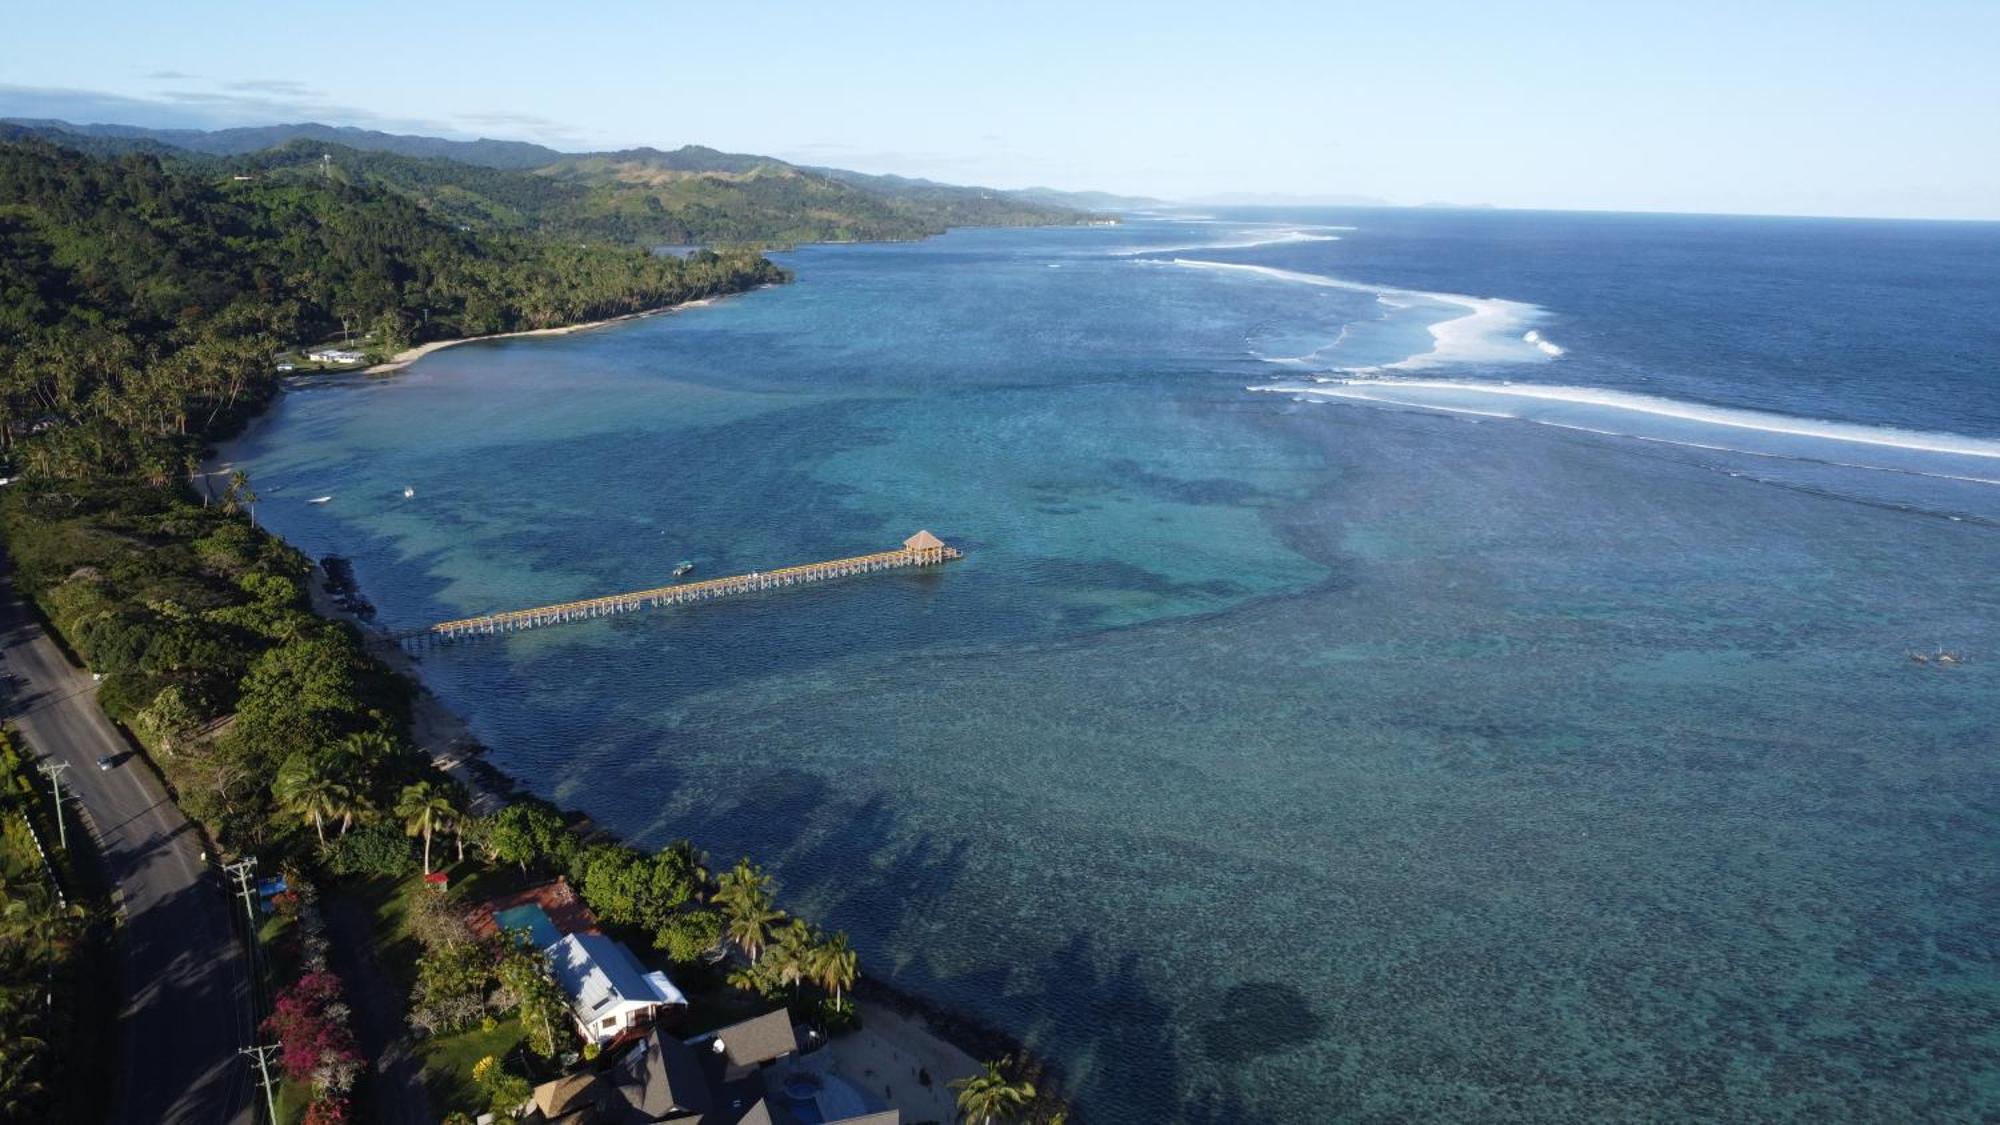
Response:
549,932,687,1021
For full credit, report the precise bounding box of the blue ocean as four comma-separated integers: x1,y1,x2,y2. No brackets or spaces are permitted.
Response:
225,209,2000,1122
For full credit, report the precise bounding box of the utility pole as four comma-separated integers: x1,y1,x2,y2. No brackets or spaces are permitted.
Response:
223,856,260,933
34,760,68,851
240,1043,281,1124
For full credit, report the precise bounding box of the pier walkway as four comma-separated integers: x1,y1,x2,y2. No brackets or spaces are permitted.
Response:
383,530,960,647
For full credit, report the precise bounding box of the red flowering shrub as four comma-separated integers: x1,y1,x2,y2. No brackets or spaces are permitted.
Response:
303,1096,349,1125
262,971,360,1088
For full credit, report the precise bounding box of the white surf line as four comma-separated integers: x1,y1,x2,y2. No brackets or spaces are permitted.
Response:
1108,227,1353,257
1251,384,1518,419
1270,380,2000,461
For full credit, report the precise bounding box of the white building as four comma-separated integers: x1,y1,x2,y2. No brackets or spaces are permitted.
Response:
547,932,688,1045
305,348,366,365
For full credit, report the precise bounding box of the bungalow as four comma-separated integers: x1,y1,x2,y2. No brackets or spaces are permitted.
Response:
548,931,689,1046
305,347,366,365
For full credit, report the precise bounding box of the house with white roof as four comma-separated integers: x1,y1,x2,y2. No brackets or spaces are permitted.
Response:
547,931,689,1045
305,347,367,365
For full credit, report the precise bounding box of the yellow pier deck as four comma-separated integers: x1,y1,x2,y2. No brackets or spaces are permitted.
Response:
384,530,960,646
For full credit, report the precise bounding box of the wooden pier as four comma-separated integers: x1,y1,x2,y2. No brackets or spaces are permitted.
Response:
383,530,960,647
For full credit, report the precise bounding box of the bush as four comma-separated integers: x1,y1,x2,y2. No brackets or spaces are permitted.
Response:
655,908,722,964
410,940,494,1037
473,1055,533,1120
818,997,859,1034
326,823,414,879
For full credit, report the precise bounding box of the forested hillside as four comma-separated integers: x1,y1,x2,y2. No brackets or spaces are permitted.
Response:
235,141,1090,246
0,137,785,480
4,119,1100,247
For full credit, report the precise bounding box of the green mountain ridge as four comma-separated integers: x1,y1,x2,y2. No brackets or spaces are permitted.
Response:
0,118,565,168
1,119,1103,247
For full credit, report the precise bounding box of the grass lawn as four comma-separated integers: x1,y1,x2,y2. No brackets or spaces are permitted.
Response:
420,1015,527,1117
338,862,554,1118
276,1077,313,1125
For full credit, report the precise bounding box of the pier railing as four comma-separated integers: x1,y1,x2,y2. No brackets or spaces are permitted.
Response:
382,532,961,647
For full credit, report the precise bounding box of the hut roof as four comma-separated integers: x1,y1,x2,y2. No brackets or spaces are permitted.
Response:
532,1072,604,1118
904,529,945,551
701,1008,799,1070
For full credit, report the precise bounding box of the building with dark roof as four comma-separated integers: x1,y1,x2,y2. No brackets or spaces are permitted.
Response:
599,1010,899,1125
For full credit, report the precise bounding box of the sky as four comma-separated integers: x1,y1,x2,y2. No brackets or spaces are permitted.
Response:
2,0,1996,219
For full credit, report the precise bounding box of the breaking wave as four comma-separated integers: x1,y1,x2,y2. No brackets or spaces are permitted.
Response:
1111,226,1353,257
1167,258,1561,370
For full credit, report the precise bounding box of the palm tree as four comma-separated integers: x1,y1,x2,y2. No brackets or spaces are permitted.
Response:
338,730,400,769
395,781,458,874
182,451,207,507
713,857,772,914
722,896,785,965
273,752,355,846
813,930,859,1010
769,920,815,997
220,469,257,520
0,889,86,963
950,1059,1036,1125
0,1032,48,1119
450,811,483,865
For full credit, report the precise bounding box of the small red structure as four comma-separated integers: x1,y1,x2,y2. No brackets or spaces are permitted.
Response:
423,871,451,891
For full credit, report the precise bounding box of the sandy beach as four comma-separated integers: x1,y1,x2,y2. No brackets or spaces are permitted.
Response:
830,1001,985,1122
362,296,723,375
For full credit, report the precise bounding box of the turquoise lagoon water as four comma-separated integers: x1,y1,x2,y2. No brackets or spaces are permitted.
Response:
225,212,2000,1122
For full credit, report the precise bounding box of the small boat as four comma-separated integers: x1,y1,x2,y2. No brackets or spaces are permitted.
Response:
308,495,333,505
673,561,695,578
403,486,416,499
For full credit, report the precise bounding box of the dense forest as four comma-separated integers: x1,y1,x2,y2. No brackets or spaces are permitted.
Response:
3,120,1098,248
0,137,786,481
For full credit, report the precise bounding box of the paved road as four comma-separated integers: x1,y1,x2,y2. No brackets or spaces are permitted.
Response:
0,555,257,1125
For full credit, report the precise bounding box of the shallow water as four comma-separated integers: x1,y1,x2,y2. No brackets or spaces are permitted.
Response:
227,211,2000,1122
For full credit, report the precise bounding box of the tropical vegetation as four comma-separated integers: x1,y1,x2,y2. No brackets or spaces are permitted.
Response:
0,728,103,1123
951,1057,1040,1125
2,120,1097,249
0,127,1075,1122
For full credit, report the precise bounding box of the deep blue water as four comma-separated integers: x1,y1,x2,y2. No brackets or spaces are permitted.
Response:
226,209,2000,1122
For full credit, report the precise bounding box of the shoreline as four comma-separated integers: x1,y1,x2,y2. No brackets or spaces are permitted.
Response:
302,560,1069,1117
304,564,511,816
361,293,733,375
